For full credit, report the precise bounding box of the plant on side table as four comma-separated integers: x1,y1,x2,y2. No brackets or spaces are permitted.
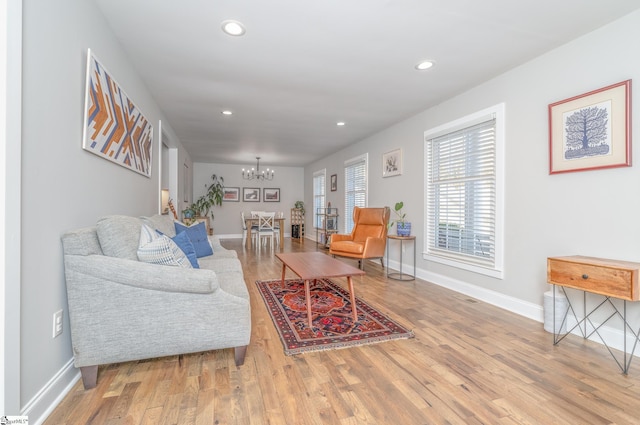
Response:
388,201,411,236
183,174,225,234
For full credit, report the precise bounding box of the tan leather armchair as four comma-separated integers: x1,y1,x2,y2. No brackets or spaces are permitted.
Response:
329,206,391,270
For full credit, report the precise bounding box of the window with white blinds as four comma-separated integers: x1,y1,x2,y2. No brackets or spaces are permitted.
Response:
344,154,367,233
424,104,504,278
313,170,326,229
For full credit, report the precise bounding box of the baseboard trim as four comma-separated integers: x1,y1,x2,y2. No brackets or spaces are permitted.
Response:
22,358,80,425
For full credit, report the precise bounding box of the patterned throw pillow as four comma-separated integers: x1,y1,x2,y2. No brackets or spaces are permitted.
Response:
137,224,193,268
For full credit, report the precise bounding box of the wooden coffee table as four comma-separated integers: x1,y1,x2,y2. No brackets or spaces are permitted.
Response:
275,252,366,328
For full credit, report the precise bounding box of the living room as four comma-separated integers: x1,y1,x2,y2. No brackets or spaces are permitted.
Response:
4,0,640,423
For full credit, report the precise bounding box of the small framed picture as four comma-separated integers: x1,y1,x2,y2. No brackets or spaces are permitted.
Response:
549,80,631,174
243,187,260,202
382,148,402,177
263,188,280,202
222,187,240,202
330,174,337,191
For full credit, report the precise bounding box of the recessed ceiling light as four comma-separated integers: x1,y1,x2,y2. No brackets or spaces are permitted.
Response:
415,60,435,71
222,110,233,115
221,20,246,36
337,121,346,126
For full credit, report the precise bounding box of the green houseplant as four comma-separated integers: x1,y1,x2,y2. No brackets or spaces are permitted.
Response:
294,200,305,215
388,201,411,236
183,174,225,230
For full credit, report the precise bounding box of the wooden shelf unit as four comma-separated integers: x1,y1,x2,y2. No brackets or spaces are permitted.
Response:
316,207,339,249
290,208,305,241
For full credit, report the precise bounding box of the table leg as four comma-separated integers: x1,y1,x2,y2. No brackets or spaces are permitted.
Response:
280,263,287,289
347,276,358,322
279,224,284,249
246,220,252,250
305,279,313,328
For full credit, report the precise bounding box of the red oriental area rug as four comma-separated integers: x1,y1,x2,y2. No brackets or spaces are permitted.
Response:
256,278,414,355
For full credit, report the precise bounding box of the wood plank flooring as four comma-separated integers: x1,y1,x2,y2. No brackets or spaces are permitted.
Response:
45,238,640,424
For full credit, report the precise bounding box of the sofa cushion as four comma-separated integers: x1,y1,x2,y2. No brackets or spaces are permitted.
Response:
174,221,213,258
170,231,199,268
142,214,176,237
137,224,193,268
96,215,142,260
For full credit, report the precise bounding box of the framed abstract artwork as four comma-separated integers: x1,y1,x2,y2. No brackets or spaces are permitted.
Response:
82,48,154,177
549,80,631,174
382,148,402,177
330,174,337,191
263,188,280,202
243,187,260,202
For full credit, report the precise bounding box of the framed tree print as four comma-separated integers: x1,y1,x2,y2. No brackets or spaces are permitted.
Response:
549,80,631,174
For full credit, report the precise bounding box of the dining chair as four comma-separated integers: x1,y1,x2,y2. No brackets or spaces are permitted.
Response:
257,212,276,249
241,211,257,246
273,212,283,247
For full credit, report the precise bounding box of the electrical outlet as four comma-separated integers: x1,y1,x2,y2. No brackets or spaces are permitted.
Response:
53,309,63,338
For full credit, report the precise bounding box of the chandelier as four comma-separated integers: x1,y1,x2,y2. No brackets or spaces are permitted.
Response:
242,157,274,181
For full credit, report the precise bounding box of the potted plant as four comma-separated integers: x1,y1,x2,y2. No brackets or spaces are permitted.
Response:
184,174,225,233
294,200,305,215
388,201,411,236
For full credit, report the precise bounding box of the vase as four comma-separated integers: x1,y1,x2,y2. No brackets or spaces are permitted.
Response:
397,222,411,237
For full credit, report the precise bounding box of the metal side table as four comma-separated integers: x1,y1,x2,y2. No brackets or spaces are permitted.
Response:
386,235,416,281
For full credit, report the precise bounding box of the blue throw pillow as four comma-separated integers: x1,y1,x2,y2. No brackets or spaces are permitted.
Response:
174,221,213,258
169,231,199,268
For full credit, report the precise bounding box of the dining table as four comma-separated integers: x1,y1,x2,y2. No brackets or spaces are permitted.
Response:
244,217,286,249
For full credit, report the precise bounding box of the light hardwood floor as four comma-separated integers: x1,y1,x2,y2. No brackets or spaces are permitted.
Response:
45,238,640,424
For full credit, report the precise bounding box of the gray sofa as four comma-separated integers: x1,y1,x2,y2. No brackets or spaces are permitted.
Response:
61,214,251,389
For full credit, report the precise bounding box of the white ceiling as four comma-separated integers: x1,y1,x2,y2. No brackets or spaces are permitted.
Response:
95,0,640,167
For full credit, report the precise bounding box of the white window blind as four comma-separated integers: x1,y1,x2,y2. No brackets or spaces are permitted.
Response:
425,105,504,278
344,154,367,233
313,170,326,229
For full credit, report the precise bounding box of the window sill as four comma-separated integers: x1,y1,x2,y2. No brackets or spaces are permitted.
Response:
423,253,503,279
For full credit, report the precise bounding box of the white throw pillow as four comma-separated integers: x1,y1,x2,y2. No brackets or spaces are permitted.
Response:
137,224,193,268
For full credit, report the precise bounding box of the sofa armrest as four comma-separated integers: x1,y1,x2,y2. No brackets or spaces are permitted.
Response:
64,254,219,294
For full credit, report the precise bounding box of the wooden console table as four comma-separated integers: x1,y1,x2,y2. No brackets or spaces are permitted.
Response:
547,255,640,373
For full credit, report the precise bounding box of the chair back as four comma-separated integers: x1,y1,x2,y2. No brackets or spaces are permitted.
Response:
258,212,275,233
351,207,391,242
241,211,247,230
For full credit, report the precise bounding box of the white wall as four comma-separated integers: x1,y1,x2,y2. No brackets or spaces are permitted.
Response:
306,11,640,327
19,0,191,420
193,162,304,238
3,0,22,415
